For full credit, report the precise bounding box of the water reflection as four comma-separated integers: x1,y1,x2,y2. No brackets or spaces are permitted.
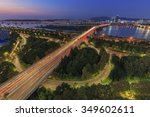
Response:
108,26,112,35
144,30,150,39
98,26,150,40
0,30,10,45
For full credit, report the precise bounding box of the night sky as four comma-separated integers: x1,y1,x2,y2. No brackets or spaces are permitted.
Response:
0,0,150,19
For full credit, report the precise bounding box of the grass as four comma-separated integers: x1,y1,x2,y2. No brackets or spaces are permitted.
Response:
80,43,88,48
127,77,140,84
89,42,95,46
127,76,150,84
101,78,112,85
140,53,146,57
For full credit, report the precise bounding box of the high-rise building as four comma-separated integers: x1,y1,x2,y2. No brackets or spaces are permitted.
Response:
111,15,120,23
116,15,120,22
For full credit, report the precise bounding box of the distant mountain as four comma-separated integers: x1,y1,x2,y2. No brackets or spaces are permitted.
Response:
119,17,140,21
90,16,150,21
3,19,41,22
44,19,70,21
2,19,71,22
90,16,111,21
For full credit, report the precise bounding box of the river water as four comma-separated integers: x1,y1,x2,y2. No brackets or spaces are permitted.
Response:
0,30,9,46
97,26,150,40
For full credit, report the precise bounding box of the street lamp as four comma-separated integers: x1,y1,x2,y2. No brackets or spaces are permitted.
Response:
102,33,105,37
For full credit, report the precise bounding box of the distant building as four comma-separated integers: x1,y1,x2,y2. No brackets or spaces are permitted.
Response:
111,15,120,23
111,17,116,23
137,19,144,24
116,15,120,22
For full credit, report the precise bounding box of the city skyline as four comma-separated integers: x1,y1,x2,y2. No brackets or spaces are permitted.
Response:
0,0,150,19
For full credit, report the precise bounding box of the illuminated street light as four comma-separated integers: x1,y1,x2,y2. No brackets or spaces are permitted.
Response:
129,36,133,40
102,33,105,37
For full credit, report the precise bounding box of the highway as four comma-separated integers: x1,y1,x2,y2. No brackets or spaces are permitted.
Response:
0,24,110,100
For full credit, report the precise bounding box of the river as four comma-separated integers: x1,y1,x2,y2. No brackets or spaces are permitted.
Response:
0,30,9,46
97,26,150,40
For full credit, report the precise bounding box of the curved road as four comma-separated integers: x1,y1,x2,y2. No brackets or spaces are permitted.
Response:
43,56,112,90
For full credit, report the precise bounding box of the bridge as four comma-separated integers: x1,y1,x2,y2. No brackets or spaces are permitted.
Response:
0,24,110,100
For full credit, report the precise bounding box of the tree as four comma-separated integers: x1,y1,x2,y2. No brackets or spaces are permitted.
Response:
0,62,18,84
54,47,101,79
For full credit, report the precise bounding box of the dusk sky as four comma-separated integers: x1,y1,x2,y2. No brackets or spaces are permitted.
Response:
0,0,150,19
